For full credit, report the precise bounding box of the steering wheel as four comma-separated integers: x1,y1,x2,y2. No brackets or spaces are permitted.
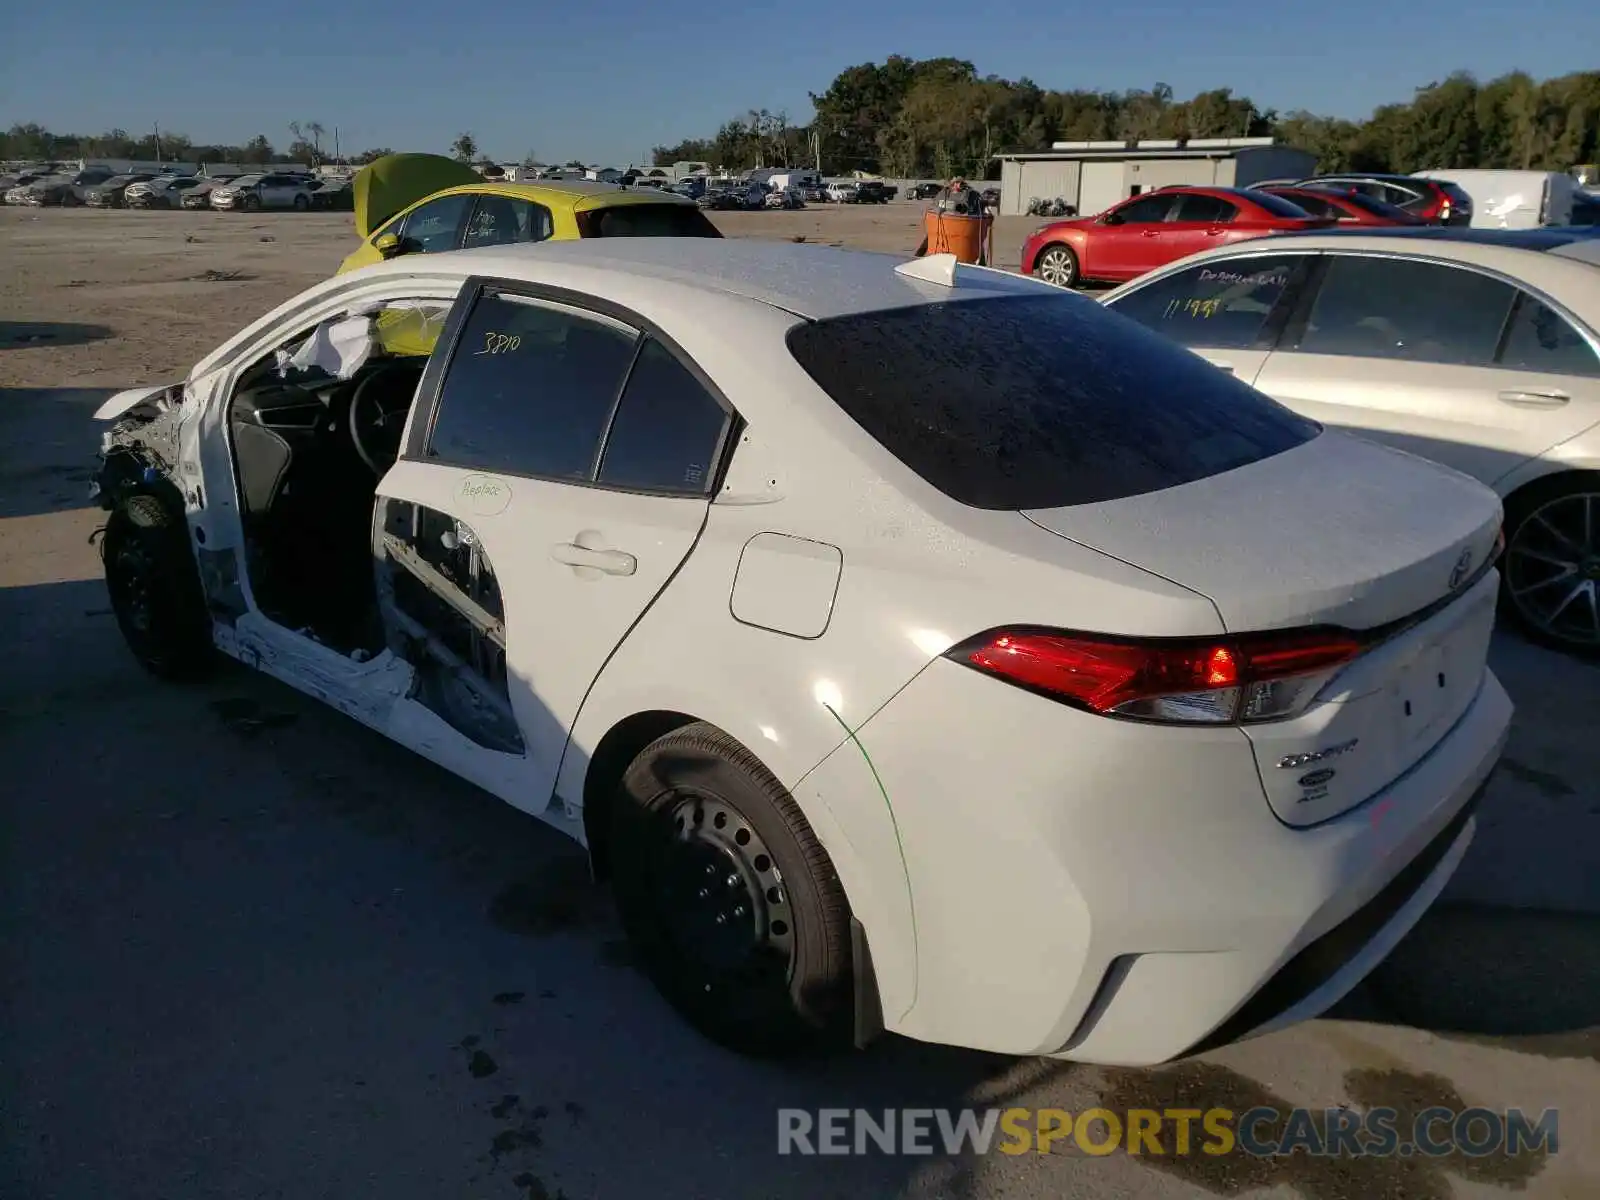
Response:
348,361,418,476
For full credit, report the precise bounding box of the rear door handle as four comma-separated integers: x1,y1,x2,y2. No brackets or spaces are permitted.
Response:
552,543,637,576
1497,389,1569,407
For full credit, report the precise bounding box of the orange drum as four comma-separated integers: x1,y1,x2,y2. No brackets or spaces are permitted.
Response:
923,210,993,264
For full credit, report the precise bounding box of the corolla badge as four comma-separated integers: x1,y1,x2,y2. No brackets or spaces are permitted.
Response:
1277,738,1358,770
1449,547,1474,590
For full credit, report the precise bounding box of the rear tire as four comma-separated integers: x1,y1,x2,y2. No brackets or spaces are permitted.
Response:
1035,244,1079,288
102,494,214,681
1499,473,1600,656
293,194,309,212
610,722,853,1057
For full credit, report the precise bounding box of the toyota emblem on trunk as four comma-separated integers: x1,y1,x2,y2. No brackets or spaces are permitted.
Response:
1449,548,1473,589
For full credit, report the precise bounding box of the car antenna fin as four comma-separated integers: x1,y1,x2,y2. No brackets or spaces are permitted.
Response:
895,253,961,288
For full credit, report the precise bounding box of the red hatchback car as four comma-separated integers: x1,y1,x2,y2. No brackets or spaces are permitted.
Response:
1021,186,1333,288
1258,185,1424,226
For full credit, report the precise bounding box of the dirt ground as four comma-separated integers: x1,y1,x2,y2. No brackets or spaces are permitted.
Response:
0,204,1040,388
2,204,1599,1200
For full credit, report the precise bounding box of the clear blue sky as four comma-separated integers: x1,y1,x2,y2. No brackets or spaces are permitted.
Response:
3,1,1596,165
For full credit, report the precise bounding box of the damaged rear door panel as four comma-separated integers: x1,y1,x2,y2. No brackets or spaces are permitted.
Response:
369,279,729,820
376,499,524,755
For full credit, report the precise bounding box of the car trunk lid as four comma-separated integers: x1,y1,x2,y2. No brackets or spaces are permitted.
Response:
1021,431,1500,633
1021,431,1503,825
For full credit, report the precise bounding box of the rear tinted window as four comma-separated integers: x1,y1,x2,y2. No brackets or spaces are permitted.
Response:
1247,191,1318,219
428,293,639,479
786,294,1319,510
1497,293,1600,376
580,203,722,238
1174,193,1238,223
1298,256,1515,364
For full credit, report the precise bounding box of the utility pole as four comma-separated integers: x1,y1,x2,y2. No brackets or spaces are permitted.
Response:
334,126,341,164
153,122,162,164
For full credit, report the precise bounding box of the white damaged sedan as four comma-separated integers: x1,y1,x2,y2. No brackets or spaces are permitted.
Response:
91,239,1511,1063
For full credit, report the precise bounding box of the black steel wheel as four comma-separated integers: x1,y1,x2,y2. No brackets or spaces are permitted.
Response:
610,722,853,1056
102,494,214,680
1502,475,1600,655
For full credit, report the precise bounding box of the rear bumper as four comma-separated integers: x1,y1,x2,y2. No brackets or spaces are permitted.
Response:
829,656,1511,1064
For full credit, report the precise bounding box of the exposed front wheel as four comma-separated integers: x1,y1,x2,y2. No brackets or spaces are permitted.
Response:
1035,244,1079,288
293,194,309,211
610,722,854,1056
102,495,214,680
243,195,261,212
1501,475,1600,656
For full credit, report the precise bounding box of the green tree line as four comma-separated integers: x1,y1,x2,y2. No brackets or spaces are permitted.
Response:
650,58,1600,178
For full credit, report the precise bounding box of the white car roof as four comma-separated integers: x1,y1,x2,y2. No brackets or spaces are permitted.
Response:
350,236,1060,321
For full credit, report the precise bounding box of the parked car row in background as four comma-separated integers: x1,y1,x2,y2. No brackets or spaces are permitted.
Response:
1022,168,1600,289
0,164,352,210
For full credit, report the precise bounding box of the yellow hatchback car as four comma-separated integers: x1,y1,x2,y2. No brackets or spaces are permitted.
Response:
337,153,720,275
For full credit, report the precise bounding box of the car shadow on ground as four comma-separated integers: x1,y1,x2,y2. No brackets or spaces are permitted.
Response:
0,386,116,518
1,576,1078,1200
2,582,1596,1197
0,321,113,350
1336,902,1600,1060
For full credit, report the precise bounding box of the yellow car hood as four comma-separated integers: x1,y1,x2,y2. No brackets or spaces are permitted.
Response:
352,153,481,239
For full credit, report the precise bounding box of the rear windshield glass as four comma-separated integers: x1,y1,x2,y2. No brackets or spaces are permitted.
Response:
1247,190,1318,219
1438,181,1474,205
786,294,1319,510
582,203,722,238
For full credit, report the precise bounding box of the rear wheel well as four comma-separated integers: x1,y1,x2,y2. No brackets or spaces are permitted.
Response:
581,709,699,879
1502,468,1600,523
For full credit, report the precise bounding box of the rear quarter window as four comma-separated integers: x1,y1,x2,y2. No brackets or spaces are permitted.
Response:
786,293,1319,510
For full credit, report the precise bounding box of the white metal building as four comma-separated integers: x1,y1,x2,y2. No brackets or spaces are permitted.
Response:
994,137,1316,218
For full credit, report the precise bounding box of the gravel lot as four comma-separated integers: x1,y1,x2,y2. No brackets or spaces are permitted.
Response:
2,204,1598,1200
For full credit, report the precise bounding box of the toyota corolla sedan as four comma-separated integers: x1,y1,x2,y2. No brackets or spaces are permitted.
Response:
88,239,1510,1064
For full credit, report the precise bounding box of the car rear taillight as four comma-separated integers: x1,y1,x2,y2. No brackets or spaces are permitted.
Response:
1417,185,1449,222
946,627,1365,725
